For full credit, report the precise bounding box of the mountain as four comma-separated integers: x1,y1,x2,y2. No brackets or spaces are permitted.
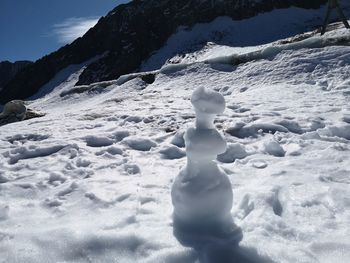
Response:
0,60,32,92
0,0,327,104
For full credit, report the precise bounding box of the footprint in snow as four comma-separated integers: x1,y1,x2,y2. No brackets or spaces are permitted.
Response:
123,163,141,175
276,119,303,134
139,196,156,205
251,160,268,169
57,182,78,198
342,114,350,124
227,105,251,113
267,188,283,217
284,143,302,156
239,87,249,93
0,173,10,184
76,158,92,168
5,144,67,165
6,133,50,144
0,204,9,220
44,199,63,208
321,124,350,140
95,146,123,156
48,172,67,186
319,170,350,184
117,193,131,202
122,116,143,124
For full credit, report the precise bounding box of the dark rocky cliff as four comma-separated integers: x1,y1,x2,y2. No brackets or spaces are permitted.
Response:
0,0,327,104
0,61,33,92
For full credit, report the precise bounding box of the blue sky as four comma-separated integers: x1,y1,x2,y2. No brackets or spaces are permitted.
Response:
0,0,129,62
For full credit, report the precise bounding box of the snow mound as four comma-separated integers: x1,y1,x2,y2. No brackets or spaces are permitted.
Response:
123,137,157,151
217,143,248,163
171,131,186,148
320,124,350,140
84,135,114,147
263,140,285,157
159,145,186,160
4,144,68,164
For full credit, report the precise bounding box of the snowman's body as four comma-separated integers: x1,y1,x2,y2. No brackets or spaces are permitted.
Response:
171,87,241,247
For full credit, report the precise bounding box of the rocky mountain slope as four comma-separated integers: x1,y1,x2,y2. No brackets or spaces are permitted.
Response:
0,60,32,92
0,0,327,104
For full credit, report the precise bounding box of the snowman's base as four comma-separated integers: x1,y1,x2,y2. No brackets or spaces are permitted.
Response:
173,215,243,250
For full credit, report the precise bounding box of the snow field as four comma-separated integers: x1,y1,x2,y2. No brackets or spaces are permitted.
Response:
1,14,350,263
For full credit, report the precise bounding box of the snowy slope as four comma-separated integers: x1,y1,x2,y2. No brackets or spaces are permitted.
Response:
1,12,350,263
141,6,328,70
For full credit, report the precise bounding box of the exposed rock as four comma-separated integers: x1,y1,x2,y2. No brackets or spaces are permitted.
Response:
141,73,156,84
0,60,32,91
0,100,27,126
0,100,45,126
0,0,327,104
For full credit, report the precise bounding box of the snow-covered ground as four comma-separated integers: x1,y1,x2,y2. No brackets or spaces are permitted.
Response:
1,9,350,263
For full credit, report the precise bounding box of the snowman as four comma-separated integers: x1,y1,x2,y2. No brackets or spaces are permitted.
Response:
171,87,242,248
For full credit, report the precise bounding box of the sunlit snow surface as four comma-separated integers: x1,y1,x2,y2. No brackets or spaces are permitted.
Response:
1,12,350,263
